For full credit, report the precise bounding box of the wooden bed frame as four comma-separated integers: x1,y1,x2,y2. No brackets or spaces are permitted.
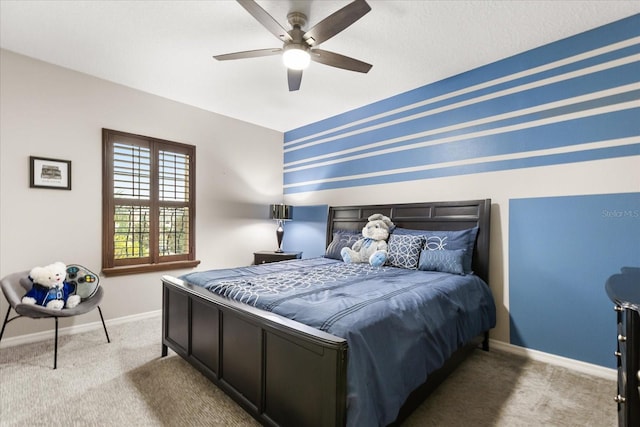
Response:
161,199,492,427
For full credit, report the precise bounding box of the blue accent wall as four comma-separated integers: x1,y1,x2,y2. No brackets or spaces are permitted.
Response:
510,193,640,367
282,205,328,259
283,14,640,368
283,15,639,195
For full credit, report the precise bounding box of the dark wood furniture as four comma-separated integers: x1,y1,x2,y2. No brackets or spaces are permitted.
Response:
254,250,302,264
606,267,640,427
161,199,492,427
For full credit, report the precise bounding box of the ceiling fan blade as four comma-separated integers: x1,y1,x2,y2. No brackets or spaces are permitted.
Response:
310,49,372,73
213,48,282,61
304,0,371,46
237,0,292,42
288,69,303,91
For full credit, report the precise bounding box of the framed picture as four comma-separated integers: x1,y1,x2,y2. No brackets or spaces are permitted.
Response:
30,156,71,190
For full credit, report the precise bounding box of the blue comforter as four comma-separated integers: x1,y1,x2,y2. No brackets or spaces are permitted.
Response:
181,257,496,426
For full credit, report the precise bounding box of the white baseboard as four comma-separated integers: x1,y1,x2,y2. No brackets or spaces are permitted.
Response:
0,309,161,349
490,339,617,381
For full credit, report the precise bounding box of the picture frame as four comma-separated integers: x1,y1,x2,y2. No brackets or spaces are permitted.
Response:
30,156,71,190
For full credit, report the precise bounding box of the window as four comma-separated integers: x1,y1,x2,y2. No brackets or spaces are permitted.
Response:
102,129,199,276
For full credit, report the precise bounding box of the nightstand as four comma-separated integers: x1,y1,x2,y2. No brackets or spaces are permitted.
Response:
254,251,302,265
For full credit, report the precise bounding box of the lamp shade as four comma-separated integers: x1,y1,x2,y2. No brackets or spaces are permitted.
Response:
270,204,293,221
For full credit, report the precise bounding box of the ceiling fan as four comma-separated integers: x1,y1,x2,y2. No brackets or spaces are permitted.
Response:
214,0,372,91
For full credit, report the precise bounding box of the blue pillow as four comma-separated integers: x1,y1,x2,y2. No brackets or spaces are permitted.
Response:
418,249,466,275
393,226,479,273
386,234,425,270
325,230,361,260
392,227,426,237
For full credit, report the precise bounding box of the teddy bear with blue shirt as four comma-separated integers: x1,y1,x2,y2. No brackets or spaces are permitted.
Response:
22,262,80,310
341,214,394,267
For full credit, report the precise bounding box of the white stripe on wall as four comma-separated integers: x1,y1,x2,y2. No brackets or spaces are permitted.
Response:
285,36,640,148
285,84,640,171
284,136,639,189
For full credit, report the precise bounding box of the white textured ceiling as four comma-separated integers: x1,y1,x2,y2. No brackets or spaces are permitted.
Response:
1,1,639,132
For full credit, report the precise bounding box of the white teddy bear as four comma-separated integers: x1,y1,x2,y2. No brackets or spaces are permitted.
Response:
22,262,81,310
341,214,395,267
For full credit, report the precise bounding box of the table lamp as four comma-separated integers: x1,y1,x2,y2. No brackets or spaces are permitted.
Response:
269,204,293,253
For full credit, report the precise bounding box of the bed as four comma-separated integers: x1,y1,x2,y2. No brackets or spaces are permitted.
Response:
161,199,495,426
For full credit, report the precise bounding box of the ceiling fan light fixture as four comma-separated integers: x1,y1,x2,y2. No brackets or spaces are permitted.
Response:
282,45,310,70
217,0,372,90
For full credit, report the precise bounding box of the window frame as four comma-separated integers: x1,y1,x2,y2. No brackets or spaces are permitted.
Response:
102,128,199,276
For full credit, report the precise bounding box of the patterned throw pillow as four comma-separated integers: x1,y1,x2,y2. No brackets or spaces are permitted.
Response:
418,249,466,275
386,234,425,269
325,231,361,260
423,227,478,273
394,226,479,273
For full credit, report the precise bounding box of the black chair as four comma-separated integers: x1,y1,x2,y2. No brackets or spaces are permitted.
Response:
0,270,110,369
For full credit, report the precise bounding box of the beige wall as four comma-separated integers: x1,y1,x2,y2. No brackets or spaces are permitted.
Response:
0,49,284,339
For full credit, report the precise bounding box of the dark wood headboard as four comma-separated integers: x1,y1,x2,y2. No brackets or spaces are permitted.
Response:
327,199,491,284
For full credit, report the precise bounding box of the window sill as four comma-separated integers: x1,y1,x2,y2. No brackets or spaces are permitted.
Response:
102,260,201,277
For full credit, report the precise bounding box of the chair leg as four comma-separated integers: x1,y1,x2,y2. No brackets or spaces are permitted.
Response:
53,317,59,370
0,305,12,343
97,306,110,343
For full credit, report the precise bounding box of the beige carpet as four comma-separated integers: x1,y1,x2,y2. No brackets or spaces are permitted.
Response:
0,316,616,426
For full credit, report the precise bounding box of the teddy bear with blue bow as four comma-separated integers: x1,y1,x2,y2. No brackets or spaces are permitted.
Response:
22,262,80,310
341,214,394,267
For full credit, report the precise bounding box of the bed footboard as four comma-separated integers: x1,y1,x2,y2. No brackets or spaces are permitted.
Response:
161,275,348,427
